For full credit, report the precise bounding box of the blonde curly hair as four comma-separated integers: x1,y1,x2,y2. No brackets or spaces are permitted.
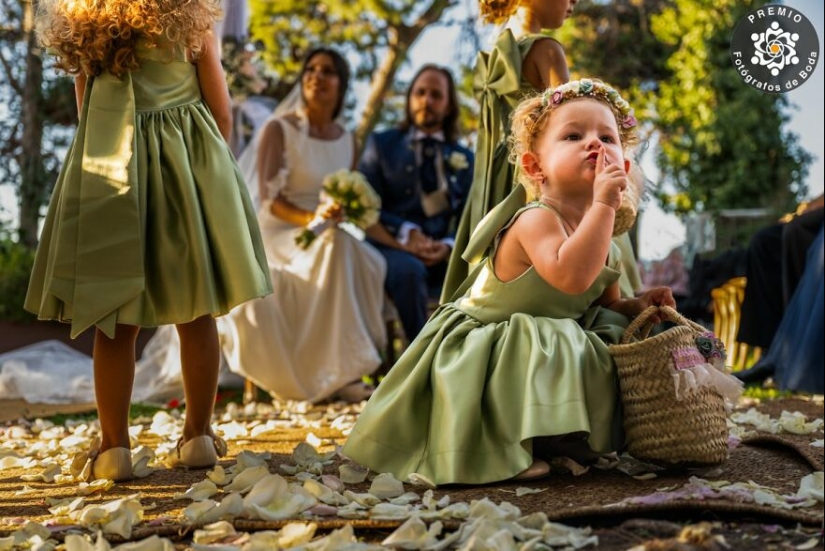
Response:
478,0,521,25
509,78,639,199
36,0,222,77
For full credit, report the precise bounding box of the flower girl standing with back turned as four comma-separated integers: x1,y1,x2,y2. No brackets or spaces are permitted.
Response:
442,0,578,300
26,0,272,481
343,80,674,486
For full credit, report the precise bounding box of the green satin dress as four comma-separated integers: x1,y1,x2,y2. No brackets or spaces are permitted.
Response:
343,202,628,486
25,47,272,338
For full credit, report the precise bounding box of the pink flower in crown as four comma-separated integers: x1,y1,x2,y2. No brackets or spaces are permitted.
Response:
551,90,565,105
621,112,637,129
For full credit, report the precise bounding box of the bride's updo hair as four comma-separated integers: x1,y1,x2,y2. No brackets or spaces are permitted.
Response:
36,0,222,77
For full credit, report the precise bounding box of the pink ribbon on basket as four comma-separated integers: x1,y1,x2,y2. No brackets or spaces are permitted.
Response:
670,347,743,410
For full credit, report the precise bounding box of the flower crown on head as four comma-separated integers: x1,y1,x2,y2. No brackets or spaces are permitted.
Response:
540,78,637,130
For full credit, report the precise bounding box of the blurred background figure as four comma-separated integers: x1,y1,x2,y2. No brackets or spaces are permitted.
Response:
360,65,473,342
639,247,690,308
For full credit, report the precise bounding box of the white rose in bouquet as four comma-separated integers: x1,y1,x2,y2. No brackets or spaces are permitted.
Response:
295,170,382,249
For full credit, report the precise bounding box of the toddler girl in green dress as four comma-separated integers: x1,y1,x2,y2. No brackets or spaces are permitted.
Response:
343,79,674,486
26,0,272,481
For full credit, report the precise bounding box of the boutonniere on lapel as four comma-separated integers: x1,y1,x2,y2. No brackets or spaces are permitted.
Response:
446,151,469,171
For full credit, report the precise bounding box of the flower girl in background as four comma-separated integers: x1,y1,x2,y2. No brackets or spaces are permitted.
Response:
26,0,272,480
442,0,578,299
228,48,387,404
443,0,644,302
343,79,674,486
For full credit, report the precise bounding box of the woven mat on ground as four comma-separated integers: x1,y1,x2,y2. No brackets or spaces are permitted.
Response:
0,399,822,540
737,397,824,472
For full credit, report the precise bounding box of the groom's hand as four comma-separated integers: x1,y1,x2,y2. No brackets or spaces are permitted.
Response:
418,241,450,266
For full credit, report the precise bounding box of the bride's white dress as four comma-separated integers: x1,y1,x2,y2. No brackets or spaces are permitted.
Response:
224,121,387,402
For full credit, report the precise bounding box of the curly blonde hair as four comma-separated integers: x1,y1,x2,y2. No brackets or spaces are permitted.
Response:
478,0,521,25
36,0,222,77
509,78,639,198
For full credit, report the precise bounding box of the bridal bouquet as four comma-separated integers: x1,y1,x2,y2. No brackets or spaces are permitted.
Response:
295,169,382,249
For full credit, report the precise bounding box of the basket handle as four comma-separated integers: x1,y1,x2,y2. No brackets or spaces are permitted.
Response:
620,305,707,344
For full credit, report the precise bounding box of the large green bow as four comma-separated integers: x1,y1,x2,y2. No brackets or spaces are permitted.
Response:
48,72,145,338
469,30,524,228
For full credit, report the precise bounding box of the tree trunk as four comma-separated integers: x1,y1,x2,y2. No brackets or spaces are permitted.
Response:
354,30,409,157
18,0,45,248
354,0,452,159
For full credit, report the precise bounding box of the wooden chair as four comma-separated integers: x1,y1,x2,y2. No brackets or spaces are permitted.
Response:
711,276,761,371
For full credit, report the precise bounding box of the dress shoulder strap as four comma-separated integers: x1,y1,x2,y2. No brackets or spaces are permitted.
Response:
533,202,570,238
517,30,561,51
489,201,551,257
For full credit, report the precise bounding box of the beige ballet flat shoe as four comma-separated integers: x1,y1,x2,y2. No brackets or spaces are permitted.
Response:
71,438,132,482
174,434,228,468
512,459,551,482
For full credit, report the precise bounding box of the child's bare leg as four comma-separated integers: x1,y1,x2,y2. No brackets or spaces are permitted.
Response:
94,325,139,451
176,315,219,442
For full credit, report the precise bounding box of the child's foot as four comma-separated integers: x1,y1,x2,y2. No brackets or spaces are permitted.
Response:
334,381,374,403
173,433,227,468
512,459,551,482
71,438,133,482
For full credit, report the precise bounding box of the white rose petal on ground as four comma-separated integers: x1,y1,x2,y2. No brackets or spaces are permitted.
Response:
389,492,422,505
192,520,237,544
369,472,405,499
207,465,229,485
339,464,369,484
223,465,270,494
382,516,443,549
13,485,38,496
343,490,382,507
173,479,219,501
796,472,824,502
515,487,547,497
77,479,116,495
796,537,823,550
370,502,415,520
407,472,436,488
20,462,62,482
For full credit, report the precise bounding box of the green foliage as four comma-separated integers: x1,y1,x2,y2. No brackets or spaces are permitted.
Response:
0,235,37,322
249,0,408,85
556,0,811,215
246,0,472,139
650,0,810,215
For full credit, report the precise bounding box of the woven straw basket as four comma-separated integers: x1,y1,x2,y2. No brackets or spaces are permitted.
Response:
608,305,729,467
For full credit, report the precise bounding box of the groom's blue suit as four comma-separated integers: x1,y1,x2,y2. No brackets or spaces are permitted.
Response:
360,127,473,340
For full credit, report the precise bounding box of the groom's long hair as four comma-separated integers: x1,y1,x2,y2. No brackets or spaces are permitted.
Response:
400,64,461,143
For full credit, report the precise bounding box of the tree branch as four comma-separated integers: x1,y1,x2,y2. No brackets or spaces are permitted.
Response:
0,47,23,94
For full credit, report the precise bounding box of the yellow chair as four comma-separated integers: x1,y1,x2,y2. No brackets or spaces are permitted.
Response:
711,277,761,371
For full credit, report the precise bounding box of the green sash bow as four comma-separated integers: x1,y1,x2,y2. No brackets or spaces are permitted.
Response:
48,72,144,338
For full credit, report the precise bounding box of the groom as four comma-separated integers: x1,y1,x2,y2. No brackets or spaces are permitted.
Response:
360,64,473,341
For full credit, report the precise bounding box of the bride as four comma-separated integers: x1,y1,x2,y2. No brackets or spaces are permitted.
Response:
225,47,386,403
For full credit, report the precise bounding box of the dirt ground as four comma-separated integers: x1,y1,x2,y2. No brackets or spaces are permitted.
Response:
0,395,822,550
